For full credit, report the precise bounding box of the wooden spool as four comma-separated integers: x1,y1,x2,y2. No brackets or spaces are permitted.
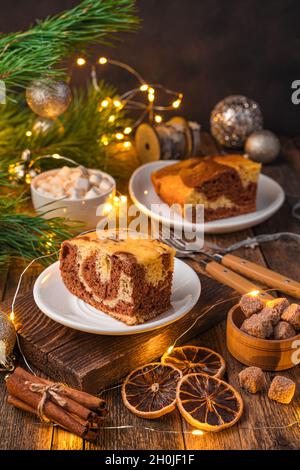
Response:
135,117,201,163
227,304,300,371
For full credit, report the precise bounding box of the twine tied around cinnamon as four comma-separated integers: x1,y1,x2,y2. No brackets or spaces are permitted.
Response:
25,380,67,422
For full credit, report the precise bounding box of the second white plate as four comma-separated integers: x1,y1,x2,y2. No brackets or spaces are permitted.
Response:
129,160,285,234
33,259,201,336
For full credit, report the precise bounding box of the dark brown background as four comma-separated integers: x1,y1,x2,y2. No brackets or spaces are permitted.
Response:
0,0,300,134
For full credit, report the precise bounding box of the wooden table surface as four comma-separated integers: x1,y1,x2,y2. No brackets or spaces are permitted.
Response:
1,134,300,450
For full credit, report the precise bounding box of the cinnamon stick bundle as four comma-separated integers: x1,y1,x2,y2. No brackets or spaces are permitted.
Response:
6,367,107,441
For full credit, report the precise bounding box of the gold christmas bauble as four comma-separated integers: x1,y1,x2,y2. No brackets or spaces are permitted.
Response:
26,79,72,118
0,310,16,367
245,130,280,164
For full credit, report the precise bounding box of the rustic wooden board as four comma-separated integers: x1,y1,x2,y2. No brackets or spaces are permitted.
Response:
1,133,300,450
0,271,235,393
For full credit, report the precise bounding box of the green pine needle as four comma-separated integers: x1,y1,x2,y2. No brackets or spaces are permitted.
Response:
0,0,139,94
0,191,80,267
0,81,138,183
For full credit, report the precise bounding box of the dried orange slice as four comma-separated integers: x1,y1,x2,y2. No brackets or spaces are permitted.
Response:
177,373,243,432
162,346,225,378
122,362,182,419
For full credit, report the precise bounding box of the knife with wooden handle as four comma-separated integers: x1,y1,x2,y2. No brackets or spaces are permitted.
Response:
204,260,273,301
220,254,300,299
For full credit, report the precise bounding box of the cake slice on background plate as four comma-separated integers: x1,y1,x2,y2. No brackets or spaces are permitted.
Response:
60,230,175,325
151,154,261,222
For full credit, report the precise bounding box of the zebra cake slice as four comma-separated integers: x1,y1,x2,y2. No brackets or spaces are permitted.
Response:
151,154,261,222
59,230,175,325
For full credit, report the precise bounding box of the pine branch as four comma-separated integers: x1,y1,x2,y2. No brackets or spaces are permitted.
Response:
0,0,139,94
0,190,80,267
0,81,138,183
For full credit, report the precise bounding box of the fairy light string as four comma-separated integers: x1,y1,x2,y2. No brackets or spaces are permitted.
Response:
9,57,182,184
75,56,183,132
4,237,300,437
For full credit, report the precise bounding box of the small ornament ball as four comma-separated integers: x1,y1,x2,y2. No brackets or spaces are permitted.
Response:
32,117,55,134
210,95,263,148
0,310,16,368
26,79,72,118
245,130,280,164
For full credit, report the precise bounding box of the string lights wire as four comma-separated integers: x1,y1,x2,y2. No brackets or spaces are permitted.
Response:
75,56,183,132
4,234,300,438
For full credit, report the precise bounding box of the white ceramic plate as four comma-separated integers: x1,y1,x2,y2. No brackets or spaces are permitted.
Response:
129,160,285,234
33,259,201,336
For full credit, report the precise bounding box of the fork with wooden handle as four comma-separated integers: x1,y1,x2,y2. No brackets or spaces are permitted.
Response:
215,253,300,300
186,257,273,301
159,233,273,300
162,230,300,300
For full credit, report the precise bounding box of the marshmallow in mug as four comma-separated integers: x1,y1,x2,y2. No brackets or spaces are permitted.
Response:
35,166,113,200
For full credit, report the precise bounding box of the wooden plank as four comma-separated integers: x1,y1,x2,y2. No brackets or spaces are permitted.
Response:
181,133,300,450
0,272,234,394
0,264,54,450
182,323,299,450
85,389,185,450
2,135,300,450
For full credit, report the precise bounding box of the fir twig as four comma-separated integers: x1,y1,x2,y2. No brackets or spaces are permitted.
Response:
0,190,79,267
0,81,138,183
0,0,139,94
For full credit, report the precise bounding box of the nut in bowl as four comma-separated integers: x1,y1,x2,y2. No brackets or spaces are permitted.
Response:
31,166,116,230
227,301,300,371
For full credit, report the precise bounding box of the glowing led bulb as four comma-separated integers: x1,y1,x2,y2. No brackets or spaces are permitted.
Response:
148,93,155,103
140,84,149,91
10,311,14,322
124,127,132,135
99,57,107,64
113,99,122,108
192,430,204,436
172,99,181,109
113,196,120,204
25,130,32,137
120,195,127,203
25,173,31,184
76,57,86,66
116,132,124,140
248,290,260,297
108,115,115,123
123,141,131,148
103,203,113,215
154,115,162,123
101,135,109,146
101,99,109,108
167,346,174,354
148,87,155,95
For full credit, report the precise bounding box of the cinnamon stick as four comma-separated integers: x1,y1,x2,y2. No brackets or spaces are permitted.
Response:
6,372,94,440
8,394,36,415
15,367,106,414
14,368,99,421
8,394,101,431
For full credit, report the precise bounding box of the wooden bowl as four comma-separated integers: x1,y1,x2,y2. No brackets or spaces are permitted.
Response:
226,304,300,371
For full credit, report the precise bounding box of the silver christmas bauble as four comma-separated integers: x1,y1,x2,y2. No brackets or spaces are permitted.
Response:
210,95,263,148
245,130,280,164
26,79,72,118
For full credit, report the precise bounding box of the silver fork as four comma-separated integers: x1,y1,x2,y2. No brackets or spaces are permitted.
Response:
158,227,217,261
157,227,272,298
